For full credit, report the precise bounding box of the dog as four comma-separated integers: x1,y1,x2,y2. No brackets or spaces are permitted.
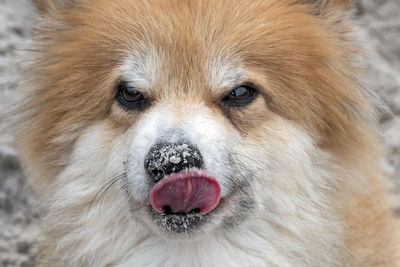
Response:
17,0,399,266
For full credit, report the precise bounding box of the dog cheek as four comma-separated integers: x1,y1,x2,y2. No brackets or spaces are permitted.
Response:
47,121,128,213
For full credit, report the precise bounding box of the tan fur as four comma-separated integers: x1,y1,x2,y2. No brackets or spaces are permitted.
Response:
19,0,400,266
342,175,400,266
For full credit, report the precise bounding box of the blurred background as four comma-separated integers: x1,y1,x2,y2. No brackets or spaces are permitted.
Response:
0,0,399,266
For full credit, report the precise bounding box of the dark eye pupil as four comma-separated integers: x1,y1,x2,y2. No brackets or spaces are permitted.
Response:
222,85,257,107
122,87,144,102
230,86,252,101
116,81,149,110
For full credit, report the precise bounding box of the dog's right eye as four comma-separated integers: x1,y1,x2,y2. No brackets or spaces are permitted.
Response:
222,84,258,107
116,82,149,110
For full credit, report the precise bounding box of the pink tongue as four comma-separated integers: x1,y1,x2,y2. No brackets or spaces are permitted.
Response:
150,171,221,214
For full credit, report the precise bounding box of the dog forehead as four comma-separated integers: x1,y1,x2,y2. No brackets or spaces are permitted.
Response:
107,1,265,98
120,39,244,99
121,43,161,94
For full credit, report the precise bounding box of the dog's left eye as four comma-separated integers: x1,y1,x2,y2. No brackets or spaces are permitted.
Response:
116,82,148,110
222,85,258,107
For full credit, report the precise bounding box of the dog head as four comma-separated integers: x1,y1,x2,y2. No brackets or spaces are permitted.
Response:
20,0,374,243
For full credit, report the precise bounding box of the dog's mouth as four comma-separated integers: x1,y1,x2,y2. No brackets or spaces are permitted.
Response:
148,170,222,234
150,170,221,214
126,167,253,236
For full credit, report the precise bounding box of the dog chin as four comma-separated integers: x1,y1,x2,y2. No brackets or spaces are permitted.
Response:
130,187,254,239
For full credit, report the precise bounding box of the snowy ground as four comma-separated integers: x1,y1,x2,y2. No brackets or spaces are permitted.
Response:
0,0,399,266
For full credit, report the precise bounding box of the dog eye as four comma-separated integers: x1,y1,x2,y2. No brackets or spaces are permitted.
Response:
116,81,148,109
222,85,257,106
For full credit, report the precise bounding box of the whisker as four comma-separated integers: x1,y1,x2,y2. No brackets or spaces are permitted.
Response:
224,154,258,204
87,173,125,216
98,176,125,211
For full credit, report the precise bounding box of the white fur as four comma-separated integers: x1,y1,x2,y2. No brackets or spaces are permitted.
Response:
122,42,161,93
42,116,349,266
207,53,244,92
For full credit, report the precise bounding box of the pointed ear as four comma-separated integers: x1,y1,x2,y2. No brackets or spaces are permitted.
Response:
295,0,352,16
32,0,79,13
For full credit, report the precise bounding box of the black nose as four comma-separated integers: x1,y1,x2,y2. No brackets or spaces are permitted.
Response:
144,141,204,182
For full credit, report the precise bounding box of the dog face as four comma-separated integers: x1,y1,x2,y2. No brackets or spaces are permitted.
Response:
24,0,362,245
